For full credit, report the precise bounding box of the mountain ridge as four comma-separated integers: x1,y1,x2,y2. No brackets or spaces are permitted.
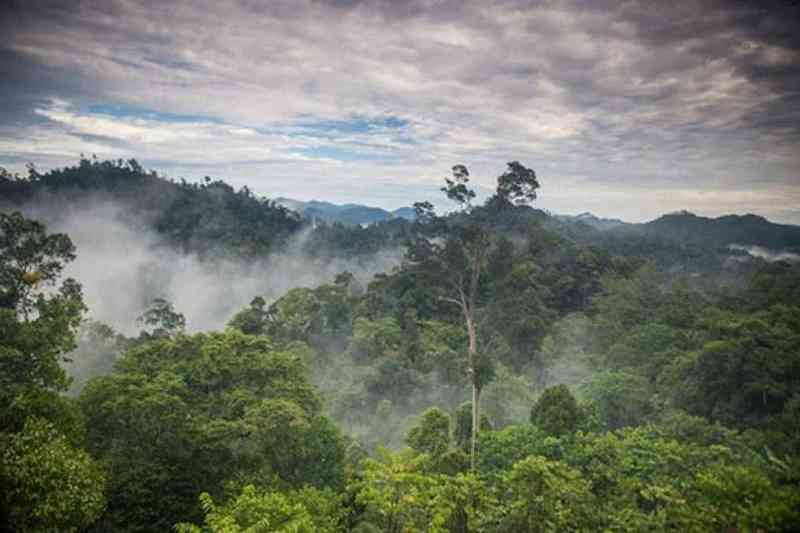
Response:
609,211,800,250
274,197,416,226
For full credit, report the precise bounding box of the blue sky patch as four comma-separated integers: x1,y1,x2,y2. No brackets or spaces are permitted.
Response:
88,103,219,124
295,115,408,135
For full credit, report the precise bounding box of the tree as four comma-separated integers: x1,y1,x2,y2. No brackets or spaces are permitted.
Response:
227,296,268,335
0,211,77,316
581,371,652,430
484,456,596,532
495,161,540,206
0,211,85,433
409,162,540,469
0,417,106,533
136,297,185,339
530,384,582,436
266,288,321,342
80,330,345,530
453,402,492,454
350,450,479,533
176,485,346,533
407,407,451,457
0,212,102,531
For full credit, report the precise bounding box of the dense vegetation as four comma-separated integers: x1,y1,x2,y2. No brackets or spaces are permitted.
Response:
1,159,799,532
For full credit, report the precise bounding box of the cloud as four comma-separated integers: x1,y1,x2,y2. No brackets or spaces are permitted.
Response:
1,0,799,221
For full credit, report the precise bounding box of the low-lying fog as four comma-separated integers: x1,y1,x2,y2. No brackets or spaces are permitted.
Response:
20,198,403,334
729,244,800,263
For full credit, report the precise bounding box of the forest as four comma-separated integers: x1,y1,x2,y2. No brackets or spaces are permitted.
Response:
1,158,799,532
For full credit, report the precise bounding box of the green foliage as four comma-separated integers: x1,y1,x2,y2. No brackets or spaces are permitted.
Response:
0,210,77,314
6,160,800,533
561,426,800,531
176,485,345,533
419,319,467,384
483,455,596,533
0,417,106,533
136,297,186,339
680,307,800,429
349,316,402,361
350,450,486,533
530,384,582,436
2,157,303,258
407,407,451,457
476,424,556,473
351,450,443,533
481,363,535,428
0,210,86,440
581,371,652,430
441,164,476,207
690,463,800,532
80,330,344,530
494,161,540,206
228,296,269,335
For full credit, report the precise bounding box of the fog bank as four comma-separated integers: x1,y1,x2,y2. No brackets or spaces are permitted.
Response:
729,244,800,263
19,199,403,334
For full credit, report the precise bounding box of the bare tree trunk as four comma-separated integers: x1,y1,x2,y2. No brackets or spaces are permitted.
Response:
466,313,479,470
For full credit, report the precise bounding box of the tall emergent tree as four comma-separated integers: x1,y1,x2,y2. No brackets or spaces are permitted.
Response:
409,162,539,468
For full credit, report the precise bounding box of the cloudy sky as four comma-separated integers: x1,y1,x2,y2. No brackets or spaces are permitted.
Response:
1,0,799,222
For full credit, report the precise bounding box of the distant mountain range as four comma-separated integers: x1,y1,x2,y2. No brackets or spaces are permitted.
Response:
610,211,800,250
274,198,415,226
275,196,800,253
554,210,800,249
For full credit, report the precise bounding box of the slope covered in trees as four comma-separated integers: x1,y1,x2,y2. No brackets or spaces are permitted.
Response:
1,160,799,532
0,158,414,259
274,198,416,226
601,210,800,251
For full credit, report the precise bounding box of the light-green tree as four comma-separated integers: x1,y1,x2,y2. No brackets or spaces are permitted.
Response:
176,485,346,533
483,455,597,533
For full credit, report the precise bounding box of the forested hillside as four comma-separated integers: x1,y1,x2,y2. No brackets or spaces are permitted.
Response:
274,198,416,226
611,211,800,250
1,160,799,532
0,158,414,259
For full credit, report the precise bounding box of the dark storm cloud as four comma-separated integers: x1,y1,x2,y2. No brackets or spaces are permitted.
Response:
0,0,798,221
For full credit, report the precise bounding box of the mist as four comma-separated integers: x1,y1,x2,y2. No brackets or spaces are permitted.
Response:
18,197,403,335
729,243,800,263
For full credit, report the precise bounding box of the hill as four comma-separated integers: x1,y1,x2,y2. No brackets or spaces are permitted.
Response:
611,210,800,250
0,158,413,259
554,212,627,231
275,197,416,226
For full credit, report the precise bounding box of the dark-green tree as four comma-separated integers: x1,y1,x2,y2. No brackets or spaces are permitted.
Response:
0,211,105,531
530,384,582,436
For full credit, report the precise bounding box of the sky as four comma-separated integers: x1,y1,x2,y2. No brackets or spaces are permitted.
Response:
1,0,799,223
